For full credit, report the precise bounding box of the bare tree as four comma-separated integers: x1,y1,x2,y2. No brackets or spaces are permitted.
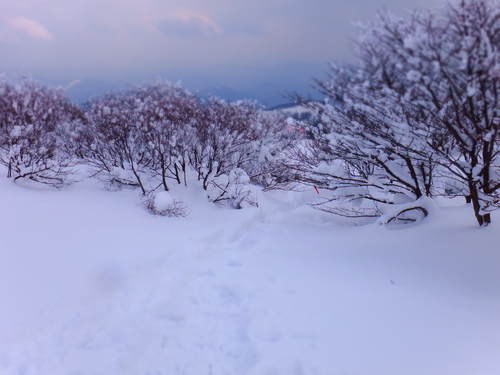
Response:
290,0,500,226
360,0,500,226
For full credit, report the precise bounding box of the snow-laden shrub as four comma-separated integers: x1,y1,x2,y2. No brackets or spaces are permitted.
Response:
79,91,151,194
191,98,275,192
244,113,305,191
73,80,292,211
78,81,200,195
280,0,500,226
310,190,432,226
0,78,79,188
132,81,200,190
207,168,257,209
141,190,187,217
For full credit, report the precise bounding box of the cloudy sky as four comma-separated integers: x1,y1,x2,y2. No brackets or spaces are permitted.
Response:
0,0,437,93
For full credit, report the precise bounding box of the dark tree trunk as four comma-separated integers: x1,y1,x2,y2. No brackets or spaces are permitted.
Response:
468,181,490,226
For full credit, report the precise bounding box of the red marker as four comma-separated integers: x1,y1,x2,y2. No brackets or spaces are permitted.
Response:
314,186,319,194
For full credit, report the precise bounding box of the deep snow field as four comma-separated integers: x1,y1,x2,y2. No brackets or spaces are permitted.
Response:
1,166,500,375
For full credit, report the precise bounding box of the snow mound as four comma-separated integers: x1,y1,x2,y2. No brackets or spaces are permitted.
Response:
154,190,175,211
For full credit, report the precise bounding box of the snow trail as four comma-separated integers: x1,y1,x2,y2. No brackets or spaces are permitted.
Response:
1,173,500,374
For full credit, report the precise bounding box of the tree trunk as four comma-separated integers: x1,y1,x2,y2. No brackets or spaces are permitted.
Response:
130,162,146,195
468,182,491,226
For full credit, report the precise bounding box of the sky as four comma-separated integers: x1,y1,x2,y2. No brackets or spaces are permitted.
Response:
0,0,438,98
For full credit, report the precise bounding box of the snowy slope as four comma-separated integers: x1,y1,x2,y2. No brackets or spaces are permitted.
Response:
1,167,500,375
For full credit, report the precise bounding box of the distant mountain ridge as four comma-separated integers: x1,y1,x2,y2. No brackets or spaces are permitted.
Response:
64,79,321,108
196,85,249,102
65,77,119,104
31,61,328,108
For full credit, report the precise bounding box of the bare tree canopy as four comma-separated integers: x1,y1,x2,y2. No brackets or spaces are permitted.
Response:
290,0,500,226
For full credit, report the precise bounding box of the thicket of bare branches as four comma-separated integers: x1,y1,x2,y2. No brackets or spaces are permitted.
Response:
0,78,81,188
288,0,500,226
70,81,294,209
0,78,294,212
75,81,201,195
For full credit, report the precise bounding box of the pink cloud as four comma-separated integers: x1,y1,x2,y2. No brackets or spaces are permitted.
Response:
1,16,54,41
158,11,221,37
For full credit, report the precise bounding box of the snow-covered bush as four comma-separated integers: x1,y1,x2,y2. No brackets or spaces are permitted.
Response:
0,78,79,188
370,0,500,227
283,54,439,218
207,168,257,209
244,111,305,191
79,81,201,195
79,91,150,194
191,98,261,190
190,98,302,193
286,93,437,219
141,190,187,217
129,81,200,190
289,0,500,226
64,78,302,212
77,83,278,211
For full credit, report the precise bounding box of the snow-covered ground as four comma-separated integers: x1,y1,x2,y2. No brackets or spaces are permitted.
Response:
1,167,500,375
